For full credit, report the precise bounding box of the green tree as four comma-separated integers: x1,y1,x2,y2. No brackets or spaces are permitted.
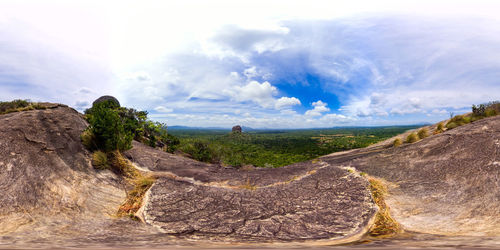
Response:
88,101,133,151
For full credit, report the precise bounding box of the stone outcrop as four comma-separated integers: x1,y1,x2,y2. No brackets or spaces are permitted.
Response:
92,95,120,107
125,141,377,241
232,125,242,133
321,115,500,236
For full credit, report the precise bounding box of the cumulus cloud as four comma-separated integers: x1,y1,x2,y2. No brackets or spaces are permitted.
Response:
228,81,277,108
275,97,301,109
305,100,330,116
154,106,173,113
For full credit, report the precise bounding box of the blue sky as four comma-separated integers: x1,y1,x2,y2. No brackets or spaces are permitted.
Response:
1,0,500,128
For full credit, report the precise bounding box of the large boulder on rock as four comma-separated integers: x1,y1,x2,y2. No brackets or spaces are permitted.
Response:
92,95,120,107
232,125,242,133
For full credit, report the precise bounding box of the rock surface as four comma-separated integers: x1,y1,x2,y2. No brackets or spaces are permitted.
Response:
0,105,162,245
125,141,377,241
92,95,120,107
321,115,500,236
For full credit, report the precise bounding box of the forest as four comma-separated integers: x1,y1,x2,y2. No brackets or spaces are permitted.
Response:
169,126,420,168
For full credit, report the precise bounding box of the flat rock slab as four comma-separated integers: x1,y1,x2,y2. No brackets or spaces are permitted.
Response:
321,115,500,236
126,143,377,242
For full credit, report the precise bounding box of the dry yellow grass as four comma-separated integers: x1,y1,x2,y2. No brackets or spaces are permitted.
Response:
238,179,257,191
117,174,156,218
368,177,400,237
109,151,157,218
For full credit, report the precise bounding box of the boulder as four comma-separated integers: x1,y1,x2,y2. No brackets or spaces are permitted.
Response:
232,125,242,133
92,95,120,107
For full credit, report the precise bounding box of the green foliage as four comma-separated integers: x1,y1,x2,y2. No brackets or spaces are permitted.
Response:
92,151,109,170
0,99,46,115
470,101,500,122
80,129,96,150
446,122,458,129
179,140,216,163
417,128,428,139
446,114,471,129
87,101,133,152
84,101,179,153
393,138,402,147
406,132,419,143
170,126,419,168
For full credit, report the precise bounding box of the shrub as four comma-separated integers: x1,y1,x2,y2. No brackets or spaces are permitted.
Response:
417,128,428,139
0,99,29,113
486,109,497,117
406,132,419,143
446,122,458,129
0,99,47,115
472,104,486,117
87,101,133,152
393,138,402,147
187,140,214,162
80,129,96,150
92,151,109,170
446,114,471,129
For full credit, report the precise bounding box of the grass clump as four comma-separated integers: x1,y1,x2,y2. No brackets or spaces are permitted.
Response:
117,174,156,218
368,177,400,237
417,128,428,139
0,99,47,115
392,138,402,147
238,179,257,191
406,132,420,143
434,122,444,134
91,151,109,170
80,129,96,150
446,114,471,129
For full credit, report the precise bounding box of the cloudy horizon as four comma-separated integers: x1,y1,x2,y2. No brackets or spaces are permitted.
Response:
1,0,500,128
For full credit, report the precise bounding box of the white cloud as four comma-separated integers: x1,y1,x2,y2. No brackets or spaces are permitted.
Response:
275,97,301,109
305,100,330,116
154,106,173,113
74,100,90,110
243,66,258,79
226,80,277,108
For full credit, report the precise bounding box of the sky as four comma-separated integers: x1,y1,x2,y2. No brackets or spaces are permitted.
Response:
1,0,500,128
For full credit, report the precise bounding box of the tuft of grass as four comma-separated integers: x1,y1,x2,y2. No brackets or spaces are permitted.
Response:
0,100,47,115
434,122,444,135
368,178,400,237
108,150,140,178
445,121,458,129
486,109,497,117
109,151,156,218
238,179,257,191
446,114,471,129
81,129,96,150
392,138,402,147
360,172,367,177
417,128,428,139
117,174,156,217
91,151,109,170
406,132,420,143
